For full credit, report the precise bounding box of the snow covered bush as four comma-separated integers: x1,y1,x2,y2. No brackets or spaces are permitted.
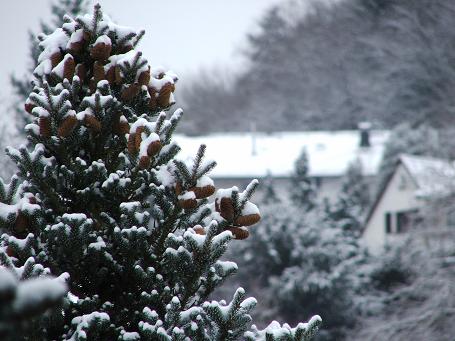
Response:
290,149,316,212
231,153,376,340
348,232,455,341
325,161,370,237
236,201,364,341
0,5,321,340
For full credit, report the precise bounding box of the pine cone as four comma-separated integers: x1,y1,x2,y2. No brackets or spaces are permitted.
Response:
148,96,157,111
193,225,205,235
69,30,88,55
138,69,150,86
228,226,249,240
69,39,84,55
134,126,144,150
6,245,15,257
58,115,78,137
127,133,137,154
219,197,235,221
14,212,29,234
90,40,112,61
115,66,123,84
25,103,35,115
139,155,151,169
147,140,162,157
93,61,106,84
76,63,87,83
121,83,141,101
106,66,115,84
50,51,62,68
118,120,130,135
179,198,198,210
235,213,261,227
157,83,174,108
28,196,38,205
84,115,101,133
39,116,52,137
112,114,129,135
63,55,75,81
190,185,216,199
175,182,183,196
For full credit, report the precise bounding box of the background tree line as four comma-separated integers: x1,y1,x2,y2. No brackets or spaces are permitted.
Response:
181,0,455,134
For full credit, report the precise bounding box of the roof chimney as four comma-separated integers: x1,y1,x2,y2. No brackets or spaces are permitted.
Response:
358,121,371,148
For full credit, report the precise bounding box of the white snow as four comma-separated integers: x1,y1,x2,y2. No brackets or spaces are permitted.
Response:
32,107,50,118
62,213,87,221
120,331,140,340
13,276,68,313
215,187,238,200
102,172,131,189
66,29,84,48
52,54,73,79
88,236,106,251
94,35,111,46
149,76,175,92
195,175,214,188
37,28,68,63
120,201,141,212
400,154,455,197
153,165,175,188
178,191,196,200
0,203,16,220
139,133,160,157
216,260,238,274
81,93,114,108
129,118,149,133
70,312,110,340
25,123,40,135
173,130,390,178
241,201,259,216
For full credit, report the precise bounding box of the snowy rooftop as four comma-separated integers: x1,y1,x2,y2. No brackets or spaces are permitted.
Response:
400,154,455,197
174,130,390,178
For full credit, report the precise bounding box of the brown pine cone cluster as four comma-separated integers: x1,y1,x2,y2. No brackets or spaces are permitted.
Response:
215,195,261,240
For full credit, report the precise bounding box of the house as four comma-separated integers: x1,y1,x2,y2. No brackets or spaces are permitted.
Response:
362,154,455,254
174,127,389,201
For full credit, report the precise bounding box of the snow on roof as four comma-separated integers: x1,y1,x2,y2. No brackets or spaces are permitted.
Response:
400,154,455,197
174,130,390,178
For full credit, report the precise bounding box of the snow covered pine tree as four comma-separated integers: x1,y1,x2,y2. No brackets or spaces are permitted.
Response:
0,5,321,340
290,149,316,212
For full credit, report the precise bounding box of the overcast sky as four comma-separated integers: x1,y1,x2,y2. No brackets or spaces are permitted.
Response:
0,0,282,103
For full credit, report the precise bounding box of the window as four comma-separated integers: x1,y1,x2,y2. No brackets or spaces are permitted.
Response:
396,212,409,233
396,210,417,233
385,212,392,234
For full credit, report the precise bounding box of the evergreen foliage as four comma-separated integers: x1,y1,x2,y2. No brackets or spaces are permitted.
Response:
182,0,455,134
230,155,374,340
0,251,68,340
0,5,321,340
237,203,363,341
290,149,316,212
10,0,88,131
326,161,370,237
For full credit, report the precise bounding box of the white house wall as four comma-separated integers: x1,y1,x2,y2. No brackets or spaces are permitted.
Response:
362,164,420,254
